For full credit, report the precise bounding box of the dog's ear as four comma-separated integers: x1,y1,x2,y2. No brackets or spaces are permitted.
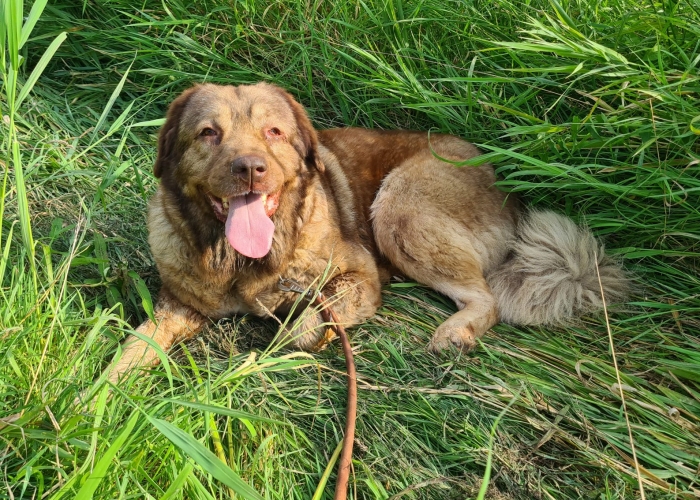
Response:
154,86,198,179
276,88,325,173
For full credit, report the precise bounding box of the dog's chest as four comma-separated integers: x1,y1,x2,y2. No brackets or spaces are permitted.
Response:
231,249,344,318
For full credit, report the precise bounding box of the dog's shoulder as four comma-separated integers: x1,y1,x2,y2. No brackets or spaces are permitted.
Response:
317,143,358,236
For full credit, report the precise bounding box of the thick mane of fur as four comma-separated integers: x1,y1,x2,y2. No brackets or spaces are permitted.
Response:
154,83,322,275
486,210,629,325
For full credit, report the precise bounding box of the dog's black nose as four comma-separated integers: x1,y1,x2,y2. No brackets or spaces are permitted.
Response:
231,155,267,183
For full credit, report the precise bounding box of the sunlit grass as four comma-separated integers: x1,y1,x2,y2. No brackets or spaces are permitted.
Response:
1,0,698,498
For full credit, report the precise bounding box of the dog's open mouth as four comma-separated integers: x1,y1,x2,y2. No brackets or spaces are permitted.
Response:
207,191,281,259
208,191,280,222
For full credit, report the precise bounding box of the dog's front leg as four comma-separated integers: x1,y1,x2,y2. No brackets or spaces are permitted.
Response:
283,271,382,350
106,288,207,384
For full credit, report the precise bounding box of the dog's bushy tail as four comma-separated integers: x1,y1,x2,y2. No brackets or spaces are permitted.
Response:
487,210,629,326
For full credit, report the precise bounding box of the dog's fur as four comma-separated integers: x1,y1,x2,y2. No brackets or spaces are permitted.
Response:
108,82,628,381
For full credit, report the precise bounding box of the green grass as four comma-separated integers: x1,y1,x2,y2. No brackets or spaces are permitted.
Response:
1,0,699,498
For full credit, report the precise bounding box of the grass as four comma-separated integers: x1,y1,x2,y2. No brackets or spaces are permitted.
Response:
1,0,699,498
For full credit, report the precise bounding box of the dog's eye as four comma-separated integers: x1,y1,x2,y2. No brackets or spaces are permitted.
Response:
265,127,284,139
200,128,218,137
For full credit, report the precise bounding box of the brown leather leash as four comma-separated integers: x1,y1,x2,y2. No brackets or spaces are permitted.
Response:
278,278,356,500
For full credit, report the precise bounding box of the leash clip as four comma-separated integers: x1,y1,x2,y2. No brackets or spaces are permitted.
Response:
277,276,313,296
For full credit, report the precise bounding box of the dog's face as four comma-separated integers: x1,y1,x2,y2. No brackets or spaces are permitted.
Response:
154,83,322,258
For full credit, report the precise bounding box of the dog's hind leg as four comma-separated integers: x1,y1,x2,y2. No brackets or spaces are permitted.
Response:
373,213,499,351
371,159,516,352
107,288,207,383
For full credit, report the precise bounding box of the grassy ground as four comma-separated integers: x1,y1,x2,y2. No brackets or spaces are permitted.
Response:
1,0,699,498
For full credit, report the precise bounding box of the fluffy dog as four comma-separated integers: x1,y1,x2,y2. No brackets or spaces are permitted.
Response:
108,82,627,381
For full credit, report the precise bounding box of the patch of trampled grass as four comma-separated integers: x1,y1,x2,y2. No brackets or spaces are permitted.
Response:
1,0,699,498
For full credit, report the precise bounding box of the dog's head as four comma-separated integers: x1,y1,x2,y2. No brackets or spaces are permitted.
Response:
154,82,323,259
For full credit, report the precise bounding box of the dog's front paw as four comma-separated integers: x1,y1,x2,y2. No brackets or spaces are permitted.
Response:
428,323,476,353
276,313,336,351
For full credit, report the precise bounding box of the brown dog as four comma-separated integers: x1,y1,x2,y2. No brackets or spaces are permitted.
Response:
107,83,628,381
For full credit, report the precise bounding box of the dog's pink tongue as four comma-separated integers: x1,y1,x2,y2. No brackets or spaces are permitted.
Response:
225,193,274,258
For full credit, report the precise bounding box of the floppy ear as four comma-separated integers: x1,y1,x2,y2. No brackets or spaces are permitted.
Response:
276,87,325,173
154,86,199,179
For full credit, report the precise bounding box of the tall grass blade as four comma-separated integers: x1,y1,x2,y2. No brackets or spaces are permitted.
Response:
73,412,139,500
91,62,133,140
19,0,49,49
15,31,67,110
105,100,134,137
0,221,15,285
147,417,265,500
311,440,343,500
0,0,6,69
12,140,36,285
127,270,154,322
3,0,21,70
159,399,287,426
0,165,8,257
158,462,194,500
475,392,520,500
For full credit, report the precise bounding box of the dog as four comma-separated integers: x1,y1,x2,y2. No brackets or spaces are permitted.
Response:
107,82,628,382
